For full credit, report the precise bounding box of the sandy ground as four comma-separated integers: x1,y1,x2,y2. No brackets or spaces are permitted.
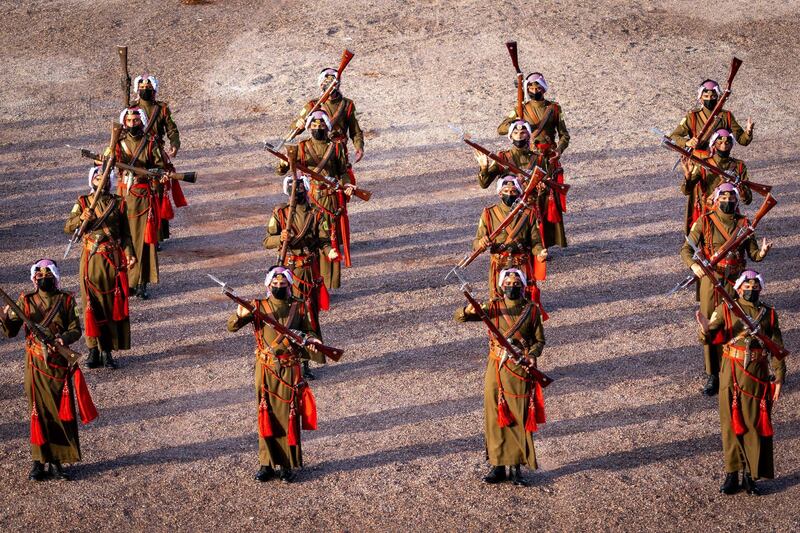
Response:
0,0,799,530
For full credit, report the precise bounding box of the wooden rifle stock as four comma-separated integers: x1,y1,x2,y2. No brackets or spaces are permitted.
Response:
464,137,569,193
79,149,196,183
279,146,300,266
505,41,524,119
694,57,743,146
117,45,130,107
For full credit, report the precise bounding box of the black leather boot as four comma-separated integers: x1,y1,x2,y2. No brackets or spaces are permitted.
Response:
48,462,71,481
719,471,739,495
742,472,761,495
482,466,506,484
279,467,296,483
509,465,528,486
702,373,719,397
28,461,46,481
86,347,101,369
102,350,118,369
302,361,316,380
137,283,149,300
254,465,274,482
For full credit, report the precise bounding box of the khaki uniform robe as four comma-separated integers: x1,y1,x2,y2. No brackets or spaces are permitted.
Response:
681,154,753,235
1,290,83,463
455,297,545,467
669,107,752,151
707,299,786,479
497,99,570,154
64,192,135,350
295,95,364,154
227,297,315,469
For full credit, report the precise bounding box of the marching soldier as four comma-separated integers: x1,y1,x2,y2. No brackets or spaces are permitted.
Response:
263,175,334,379
698,270,786,495
131,74,185,245
277,110,354,290
681,183,771,396
669,79,753,152
680,128,753,235
476,120,537,190
474,175,548,306
291,67,365,177
64,166,137,368
113,107,168,299
0,260,95,481
455,268,546,486
226,267,323,483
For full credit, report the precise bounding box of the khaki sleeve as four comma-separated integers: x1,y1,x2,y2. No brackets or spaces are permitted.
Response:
64,202,82,234
454,303,487,322
60,296,82,346
263,211,282,250
347,101,364,152
746,232,762,262
227,310,253,332
681,219,703,267
738,163,753,205
729,112,751,146
497,109,517,136
0,295,25,338
118,199,136,259
163,105,180,150
528,219,544,257
555,109,570,154
317,215,332,255
528,311,546,358
769,310,786,381
669,114,692,148
681,165,702,196
472,212,489,251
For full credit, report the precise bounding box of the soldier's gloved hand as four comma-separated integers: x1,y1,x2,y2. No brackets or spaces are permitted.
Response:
328,249,340,260
236,304,251,318
343,184,355,197
127,255,137,268
169,145,179,158
354,149,364,163
481,236,493,250
280,229,292,242
80,208,95,222
537,248,549,261
306,337,322,355
690,263,705,278
680,157,693,179
686,137,699,149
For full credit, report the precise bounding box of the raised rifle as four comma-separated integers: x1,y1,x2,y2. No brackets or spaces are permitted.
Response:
686,238,789,360
279,145,300,266
79,148,197,182
693,57,743,148
117,45,131,107
506,41,524,120
271,49,355,151
652,128,771,197
64,122,123,259
207,274,343,362
0,287,82,365
668,193,776,295
457,166,546,269
446,268,553,387
264,142,372,202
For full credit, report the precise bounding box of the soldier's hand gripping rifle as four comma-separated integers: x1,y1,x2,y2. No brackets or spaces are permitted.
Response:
668,193,777,295
686,238,789,361
264,143,372,202
117,45,131,108
693,57,743,148
64,122,123,259
207,274,343,362
79,149,197,183
279,146,300,266
446,268,553,387
506,41,524,120
270,49,355,151
652,128,771,197
456,166,546,269
0,287,82,365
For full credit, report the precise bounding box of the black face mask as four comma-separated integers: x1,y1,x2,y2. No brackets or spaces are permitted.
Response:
742,289,760,303
719,200,736,214
530,91,544,101
310,129,327,141
37,277,56,293
501,193,518,207
129,125,144,138
503,286,523,300
716,149,731,158
139,88,154,102
703,98,718,110
294,191,307,204
271,287,289,300
512,139,529,149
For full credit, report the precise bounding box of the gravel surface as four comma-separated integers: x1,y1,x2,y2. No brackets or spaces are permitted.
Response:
0,1,799,531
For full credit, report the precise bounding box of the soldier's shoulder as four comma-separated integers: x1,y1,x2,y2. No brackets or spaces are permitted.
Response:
58,289,76,300
273,202,290,212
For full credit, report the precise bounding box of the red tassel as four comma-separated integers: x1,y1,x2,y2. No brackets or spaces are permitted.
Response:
731,392,746,436
318,282,330,311
533,382,546,424
171,181,188,207
301,385,318,430
497,393,515,428
58,381,74,422
145,210,160,245
258,396,273,438
159,190,175,221
287,405,299,446
30,403,46,446
112,283,127,321
73,368,98,424
546,192,561,223
525,393,539,433
533,256,547,282
757,397,774,437
85,301,101,338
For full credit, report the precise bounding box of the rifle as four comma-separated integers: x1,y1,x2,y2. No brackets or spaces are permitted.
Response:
207,274,343,362
453,129,569,194
65,122,123,259
117,45,131,108
271,49,355,151
127,103,163,168
446,268,553,387
457,166,546,269
686,238,789,361
264,142,372,202
506,41,524,120
279,145,300,266
0,287,82,365
669,194,776,295
79,148,197,183
652,128,771,196
693,57,743,148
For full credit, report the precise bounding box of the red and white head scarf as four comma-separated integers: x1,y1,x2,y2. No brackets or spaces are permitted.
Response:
496,175,523,195
30,259,60,288
498,268,527,289
524,72,548,94
119,107,149,130
712,182,739,203
304,109,332,130
317,67,339,87
282,174,311,196
734,269,765,291
87,165,115,191
507,119,532,140
697,79,721,100
134,74,159,93
708,128,733,148
264,266,294,294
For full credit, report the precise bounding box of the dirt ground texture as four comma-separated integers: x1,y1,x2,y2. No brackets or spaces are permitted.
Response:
1,0,799,530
